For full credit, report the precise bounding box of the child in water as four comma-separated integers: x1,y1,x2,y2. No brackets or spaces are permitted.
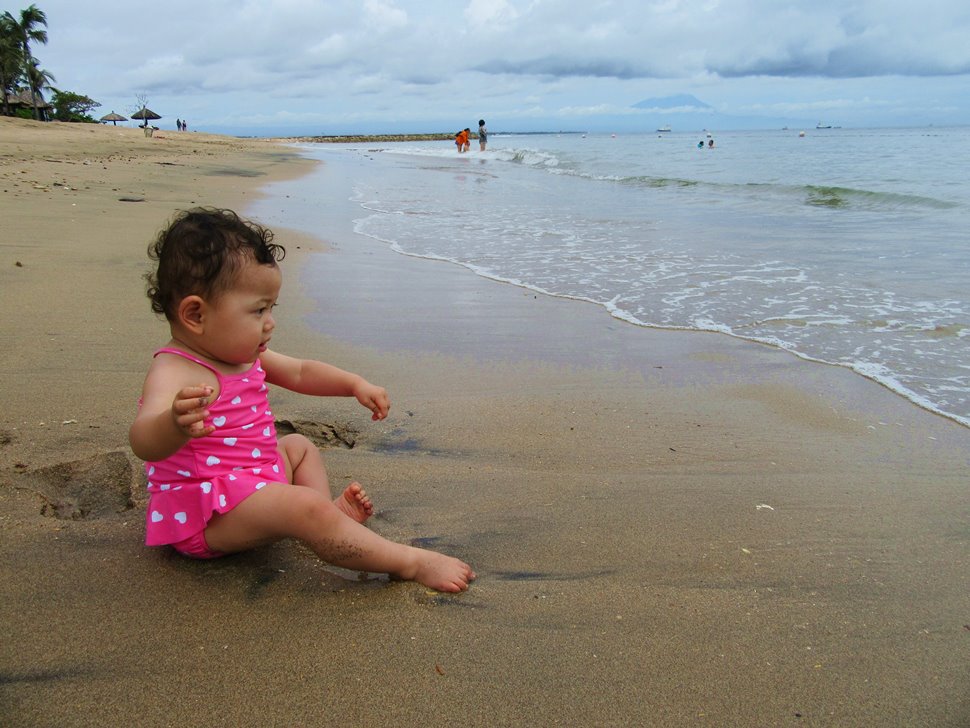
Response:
129,208,475,592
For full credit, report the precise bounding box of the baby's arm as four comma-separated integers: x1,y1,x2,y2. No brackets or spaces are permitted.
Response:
262,350,390,420
130,360,217,461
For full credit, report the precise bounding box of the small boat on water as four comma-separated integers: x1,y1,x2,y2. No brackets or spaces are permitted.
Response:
816,122,832,129
656,125,671,132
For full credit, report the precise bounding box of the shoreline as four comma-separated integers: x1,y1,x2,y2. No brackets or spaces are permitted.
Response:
2,117,969,726
254,140,970,433
269,132,471,144
280,128,970,431
359,239,970,431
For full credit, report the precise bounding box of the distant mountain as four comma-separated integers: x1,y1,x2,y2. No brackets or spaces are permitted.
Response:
632,94,713,111
617,92,806,132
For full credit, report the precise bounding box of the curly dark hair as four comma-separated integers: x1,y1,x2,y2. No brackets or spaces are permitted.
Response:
145,208,286,321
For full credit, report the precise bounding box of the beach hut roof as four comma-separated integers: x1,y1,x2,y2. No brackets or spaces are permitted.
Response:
100,111,127,122
7,88,50,108
131,106,161,120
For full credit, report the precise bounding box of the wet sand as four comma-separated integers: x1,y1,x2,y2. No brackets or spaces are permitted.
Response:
1,117,969,727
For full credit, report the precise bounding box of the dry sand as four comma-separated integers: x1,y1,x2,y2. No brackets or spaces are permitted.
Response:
1,116,969,727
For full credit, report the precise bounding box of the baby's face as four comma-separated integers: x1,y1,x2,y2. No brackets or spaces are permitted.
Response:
203,261,282,365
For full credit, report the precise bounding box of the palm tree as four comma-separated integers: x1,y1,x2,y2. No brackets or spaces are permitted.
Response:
0,16,23,116
2,5,48,121
25,59,53,118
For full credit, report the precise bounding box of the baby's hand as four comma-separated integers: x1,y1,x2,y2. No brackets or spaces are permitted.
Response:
172,385,215,438
354,380,390,421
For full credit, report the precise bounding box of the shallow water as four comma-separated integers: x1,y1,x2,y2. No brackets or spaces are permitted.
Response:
253,127,970,427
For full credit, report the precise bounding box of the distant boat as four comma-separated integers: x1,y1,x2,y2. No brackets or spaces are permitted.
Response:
816,122,832,129
656,125,671,132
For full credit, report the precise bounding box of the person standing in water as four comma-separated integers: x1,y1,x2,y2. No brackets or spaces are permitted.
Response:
478,119,488,151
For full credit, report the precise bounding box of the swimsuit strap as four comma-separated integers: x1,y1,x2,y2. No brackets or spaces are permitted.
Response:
153,347,222,378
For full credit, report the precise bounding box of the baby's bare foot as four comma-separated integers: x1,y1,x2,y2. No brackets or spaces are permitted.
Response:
335,482,373,523
400,549,476,593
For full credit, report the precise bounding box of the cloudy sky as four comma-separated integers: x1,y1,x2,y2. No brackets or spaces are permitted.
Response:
22,0,970,134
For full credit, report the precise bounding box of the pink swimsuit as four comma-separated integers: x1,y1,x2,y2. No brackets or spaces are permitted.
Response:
142,348,285,555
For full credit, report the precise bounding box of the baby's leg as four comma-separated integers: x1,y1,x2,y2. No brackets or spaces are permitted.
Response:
278,433,373,522
203,484,475,592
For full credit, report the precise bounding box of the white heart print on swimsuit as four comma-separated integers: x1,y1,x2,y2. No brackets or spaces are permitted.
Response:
142,350,284,549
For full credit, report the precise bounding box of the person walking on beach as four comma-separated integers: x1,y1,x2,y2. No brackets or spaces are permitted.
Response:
478,119,487,151
129,208,475,593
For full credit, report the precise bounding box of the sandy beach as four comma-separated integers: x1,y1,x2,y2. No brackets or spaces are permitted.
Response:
2,117,969,726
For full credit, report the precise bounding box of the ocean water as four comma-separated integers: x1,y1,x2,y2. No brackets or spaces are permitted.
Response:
255,127,970,427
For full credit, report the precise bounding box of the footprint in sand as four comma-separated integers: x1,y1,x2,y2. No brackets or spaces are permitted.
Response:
13,451,135,520
274,419,360,449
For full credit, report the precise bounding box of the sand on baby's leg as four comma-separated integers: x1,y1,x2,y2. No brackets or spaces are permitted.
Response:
203,483,475,592
278,433,373,522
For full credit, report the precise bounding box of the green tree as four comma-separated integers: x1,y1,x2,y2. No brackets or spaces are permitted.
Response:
25,57,53,110
50,88,99,122
2,4,48,120
0,14,23,116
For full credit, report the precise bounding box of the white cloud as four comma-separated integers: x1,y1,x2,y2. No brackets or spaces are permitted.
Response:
364,0,409,31
464,0,520,29
307,34,351,64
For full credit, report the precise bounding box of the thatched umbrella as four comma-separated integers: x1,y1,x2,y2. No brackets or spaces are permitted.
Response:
131,106,161,127
100,111,127,126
